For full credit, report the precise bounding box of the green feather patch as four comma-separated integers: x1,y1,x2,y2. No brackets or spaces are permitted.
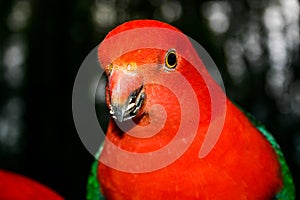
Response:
86,144,105,200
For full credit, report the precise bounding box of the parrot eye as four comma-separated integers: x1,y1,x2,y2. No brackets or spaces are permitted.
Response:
164,49,177,70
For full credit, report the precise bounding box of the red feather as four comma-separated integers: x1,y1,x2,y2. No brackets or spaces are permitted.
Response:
97,20,283,199
0,170,63,200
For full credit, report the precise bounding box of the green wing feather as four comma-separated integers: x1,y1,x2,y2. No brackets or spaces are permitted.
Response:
86,144,105,200
245,113,295,200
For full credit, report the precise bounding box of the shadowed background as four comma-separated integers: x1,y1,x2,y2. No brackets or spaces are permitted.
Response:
0,0,299,199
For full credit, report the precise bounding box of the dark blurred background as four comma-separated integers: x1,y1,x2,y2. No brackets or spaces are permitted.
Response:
0,0,299,199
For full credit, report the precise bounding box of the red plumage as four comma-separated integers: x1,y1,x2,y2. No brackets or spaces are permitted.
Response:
97,20,284,199
0,170,63,200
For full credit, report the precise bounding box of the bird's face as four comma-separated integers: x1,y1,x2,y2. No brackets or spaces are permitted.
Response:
104,48,180,122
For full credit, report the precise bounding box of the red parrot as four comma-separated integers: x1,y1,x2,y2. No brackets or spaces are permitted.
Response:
87,20,295,199
0,169,63,199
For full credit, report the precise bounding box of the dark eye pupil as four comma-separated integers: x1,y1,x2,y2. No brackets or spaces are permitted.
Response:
167,53,176,66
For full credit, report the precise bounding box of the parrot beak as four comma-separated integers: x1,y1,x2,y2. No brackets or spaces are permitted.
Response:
108,70,146,122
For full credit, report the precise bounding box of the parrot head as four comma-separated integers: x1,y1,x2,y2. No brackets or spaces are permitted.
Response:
104,48,179,122
98,20,211,128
